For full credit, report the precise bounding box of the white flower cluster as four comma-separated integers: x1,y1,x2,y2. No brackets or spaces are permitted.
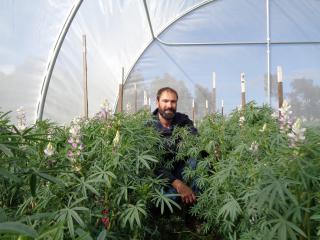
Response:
44,142,55,157
279,100,306,148
239,116,245,127
16,107,27,131
98,99,111,120
279,100,293,133
67,119,84,162
288,118,306,148
249,141,259,153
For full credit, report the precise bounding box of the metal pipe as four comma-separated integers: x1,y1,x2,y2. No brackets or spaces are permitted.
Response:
266,0,271,105
36,0,84,121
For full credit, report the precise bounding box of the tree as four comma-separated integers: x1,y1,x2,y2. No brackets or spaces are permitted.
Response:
287,78,320,121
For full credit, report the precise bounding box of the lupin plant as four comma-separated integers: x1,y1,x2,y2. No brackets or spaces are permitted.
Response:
178,102,320,239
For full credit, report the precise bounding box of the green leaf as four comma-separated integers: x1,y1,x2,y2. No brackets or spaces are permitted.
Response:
0,221,38,238
37,172,65,187
0,167,20,183
0,144,13,157
30,174,37,197
97,229,106,240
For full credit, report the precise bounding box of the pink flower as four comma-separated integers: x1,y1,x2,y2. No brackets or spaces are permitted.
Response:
72,143,78,149
67,150,73,157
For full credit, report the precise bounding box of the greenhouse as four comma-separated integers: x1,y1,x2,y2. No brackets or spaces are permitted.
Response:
0,0,320,239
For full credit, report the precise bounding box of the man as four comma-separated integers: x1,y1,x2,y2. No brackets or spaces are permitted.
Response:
152,87,197,205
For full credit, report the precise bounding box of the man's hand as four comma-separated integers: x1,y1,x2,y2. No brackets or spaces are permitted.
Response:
172,179,196,204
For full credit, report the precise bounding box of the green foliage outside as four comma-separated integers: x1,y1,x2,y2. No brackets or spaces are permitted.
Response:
0,102,320,239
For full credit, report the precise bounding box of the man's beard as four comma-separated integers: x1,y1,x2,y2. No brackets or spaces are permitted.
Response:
158,107,176,120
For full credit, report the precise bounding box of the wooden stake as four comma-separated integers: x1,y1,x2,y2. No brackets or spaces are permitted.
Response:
212,72,216,113
221,99,224,116
192,99,195,122
117,67,124,113
277,66,284,113
143,90,148,110
82,35,88,119
241,73,246,110
205,99,208,115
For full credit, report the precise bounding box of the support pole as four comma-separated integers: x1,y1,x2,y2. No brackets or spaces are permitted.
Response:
82,34,88,119
266,0,271,105
192,99,195,122
241,73,246,110
277,66,284,114
212,72,216,113
221,99,224,116
143,90,148,110
116,67,124,113
205,99,208,116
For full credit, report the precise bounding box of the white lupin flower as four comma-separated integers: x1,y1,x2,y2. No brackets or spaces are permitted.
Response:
16,106,27,131
44,142,55,157
279,100,293,133
239,116,245,127
259,123,267,132
113,130,120,147
288,118,306,147
249,141,259,152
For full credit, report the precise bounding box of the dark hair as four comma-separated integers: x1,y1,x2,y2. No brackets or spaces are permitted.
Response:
156,87,178,101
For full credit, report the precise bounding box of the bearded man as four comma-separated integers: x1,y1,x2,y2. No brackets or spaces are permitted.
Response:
152,87,198,205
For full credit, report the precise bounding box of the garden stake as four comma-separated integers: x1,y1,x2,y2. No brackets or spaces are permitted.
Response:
144,90,148,110
221,99,224,116
192,99,195,122
241,72,246,110
205,99,208,115
212,72,216,113
277,66,284,117
82,34,88,119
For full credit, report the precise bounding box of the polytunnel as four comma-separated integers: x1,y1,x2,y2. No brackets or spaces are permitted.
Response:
1,1,320,239
1,0,320,124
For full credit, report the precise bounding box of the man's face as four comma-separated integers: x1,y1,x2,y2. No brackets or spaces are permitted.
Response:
157,90,177,120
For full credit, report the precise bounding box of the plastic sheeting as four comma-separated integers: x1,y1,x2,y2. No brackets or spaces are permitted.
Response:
0,0,319,124
0,0,76,123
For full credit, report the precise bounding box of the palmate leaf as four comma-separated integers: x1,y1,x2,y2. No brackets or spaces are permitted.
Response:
54,197,89,239
0,144,13,157
217,193,242,222
36,222,64,240
89,165,116,187
0,167,20,183
135,152,158,174
151,189,181,214
115,181,136,206
255,175,299,209
120,200,147,230
268,210,306,240
73,176,100,197
0,221,38,238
